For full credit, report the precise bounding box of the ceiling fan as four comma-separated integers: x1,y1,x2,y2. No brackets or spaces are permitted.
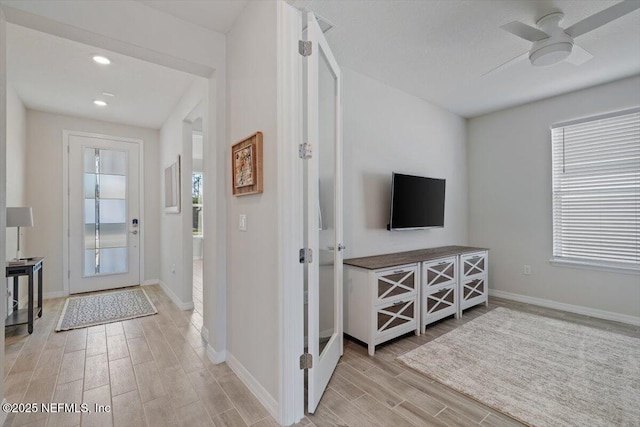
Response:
484,0,640,76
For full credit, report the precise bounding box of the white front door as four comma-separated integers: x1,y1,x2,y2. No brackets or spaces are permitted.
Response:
305,12,344,414
68,133,141,294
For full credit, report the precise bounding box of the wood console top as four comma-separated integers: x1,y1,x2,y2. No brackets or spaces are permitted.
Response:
344,245,488,270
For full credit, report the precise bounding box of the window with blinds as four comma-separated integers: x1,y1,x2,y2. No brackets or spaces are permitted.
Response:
551,108,640,270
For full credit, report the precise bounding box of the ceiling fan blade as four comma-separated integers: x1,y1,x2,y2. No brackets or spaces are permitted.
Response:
565,44,594,65
482,51,529,77
565,0,640,38
501,21,549,42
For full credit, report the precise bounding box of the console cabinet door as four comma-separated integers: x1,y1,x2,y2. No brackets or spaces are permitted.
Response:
423,284,457,331
374,265,417,304
376,299,416,339
460,276,487,309
423,257,457,291
460,252,487,280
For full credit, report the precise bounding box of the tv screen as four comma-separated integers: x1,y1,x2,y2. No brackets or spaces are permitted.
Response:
389,173,445,230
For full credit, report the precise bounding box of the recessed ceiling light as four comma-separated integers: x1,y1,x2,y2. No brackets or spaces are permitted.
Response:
94,100,108,107
102,92,115,97
92,55,111,65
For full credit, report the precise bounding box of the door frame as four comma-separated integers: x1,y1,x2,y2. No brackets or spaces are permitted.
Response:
62,130,146,296
277,2,305,424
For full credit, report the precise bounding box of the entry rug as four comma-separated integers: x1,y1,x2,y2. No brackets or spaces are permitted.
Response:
397,307,640,427
56,288,157,331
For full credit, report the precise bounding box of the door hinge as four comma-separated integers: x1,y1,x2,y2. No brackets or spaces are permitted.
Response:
298,40,312,57
299,248,313,264
68,270,71,279
299,143,312,159
300,353,313,370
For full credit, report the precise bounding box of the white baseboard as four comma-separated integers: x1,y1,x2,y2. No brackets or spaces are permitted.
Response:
0,399,7,426
226,352,279,422
43,291,66,299
206,343,226,364
489,289,640,326
142,279,159,286
157,280,194,311
201,325,210,343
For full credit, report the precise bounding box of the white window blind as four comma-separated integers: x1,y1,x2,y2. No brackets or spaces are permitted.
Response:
551,108,640,269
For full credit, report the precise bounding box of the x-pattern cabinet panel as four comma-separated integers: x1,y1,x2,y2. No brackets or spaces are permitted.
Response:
459,252,489,316
421,257,459,333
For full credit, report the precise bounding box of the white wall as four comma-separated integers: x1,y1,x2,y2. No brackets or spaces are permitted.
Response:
25,109,161,296
342,68,469,258
468,75,640,320
226,0,280,407
5,84,26,259
158,77,207,305
5,84,27,311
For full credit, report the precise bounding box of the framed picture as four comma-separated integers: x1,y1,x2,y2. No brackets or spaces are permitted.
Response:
164,155,181,213
232,132,263,196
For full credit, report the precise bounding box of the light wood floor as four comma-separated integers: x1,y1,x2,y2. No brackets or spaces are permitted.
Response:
2,284,287,427
4,288,638,427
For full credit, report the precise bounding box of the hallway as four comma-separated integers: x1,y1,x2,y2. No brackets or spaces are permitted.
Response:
3,285,280,427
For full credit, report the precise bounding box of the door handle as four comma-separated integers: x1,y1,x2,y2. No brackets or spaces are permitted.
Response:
337,244,346,251
130,230,138,235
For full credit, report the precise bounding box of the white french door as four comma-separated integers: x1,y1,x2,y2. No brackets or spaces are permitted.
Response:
67,133,141,294
305,12,343,414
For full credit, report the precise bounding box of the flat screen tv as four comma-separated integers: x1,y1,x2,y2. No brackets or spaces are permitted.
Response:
388,173,445,230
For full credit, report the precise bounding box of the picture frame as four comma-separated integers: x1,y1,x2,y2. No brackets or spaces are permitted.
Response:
232,132,263,196
164,155,181,213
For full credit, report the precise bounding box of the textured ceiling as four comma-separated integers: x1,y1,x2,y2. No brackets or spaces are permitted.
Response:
138,0,248,33
306,0,640,117
8,24,197,129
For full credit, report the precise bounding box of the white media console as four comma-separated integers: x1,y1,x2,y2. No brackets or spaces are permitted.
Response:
344,246,489,355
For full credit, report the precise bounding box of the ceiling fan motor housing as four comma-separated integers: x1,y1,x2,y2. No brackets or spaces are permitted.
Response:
529,12,574,66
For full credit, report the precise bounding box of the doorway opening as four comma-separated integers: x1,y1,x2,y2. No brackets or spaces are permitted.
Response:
192,127,204,318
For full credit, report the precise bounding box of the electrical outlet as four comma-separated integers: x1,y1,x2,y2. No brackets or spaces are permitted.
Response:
523,265,532,275
171,263,176,274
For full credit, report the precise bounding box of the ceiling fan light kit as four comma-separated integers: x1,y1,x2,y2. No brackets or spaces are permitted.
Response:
530,41,572,67
530,12,573,67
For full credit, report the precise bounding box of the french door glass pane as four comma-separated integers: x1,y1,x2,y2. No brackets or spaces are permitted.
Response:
99,149,127,175
99,200,126,223
83,147,128,277
84,174,96,199
99,175,126,199
318,48,337,356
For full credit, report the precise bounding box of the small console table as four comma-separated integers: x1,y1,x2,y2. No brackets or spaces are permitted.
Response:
5,257,44,334
344,246,488,355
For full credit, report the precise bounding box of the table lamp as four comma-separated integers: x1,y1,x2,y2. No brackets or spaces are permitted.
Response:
7,207,34,260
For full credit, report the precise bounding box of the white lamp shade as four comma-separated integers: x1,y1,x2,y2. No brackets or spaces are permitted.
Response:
7,207,34,228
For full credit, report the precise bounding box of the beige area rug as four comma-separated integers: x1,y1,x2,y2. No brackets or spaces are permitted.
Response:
56,288,157,331
397,307,640,427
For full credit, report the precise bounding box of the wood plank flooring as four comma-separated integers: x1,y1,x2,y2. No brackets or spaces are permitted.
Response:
4,286,638,427
3,285,284,427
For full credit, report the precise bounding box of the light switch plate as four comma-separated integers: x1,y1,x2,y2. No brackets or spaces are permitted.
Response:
239,214,247,231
